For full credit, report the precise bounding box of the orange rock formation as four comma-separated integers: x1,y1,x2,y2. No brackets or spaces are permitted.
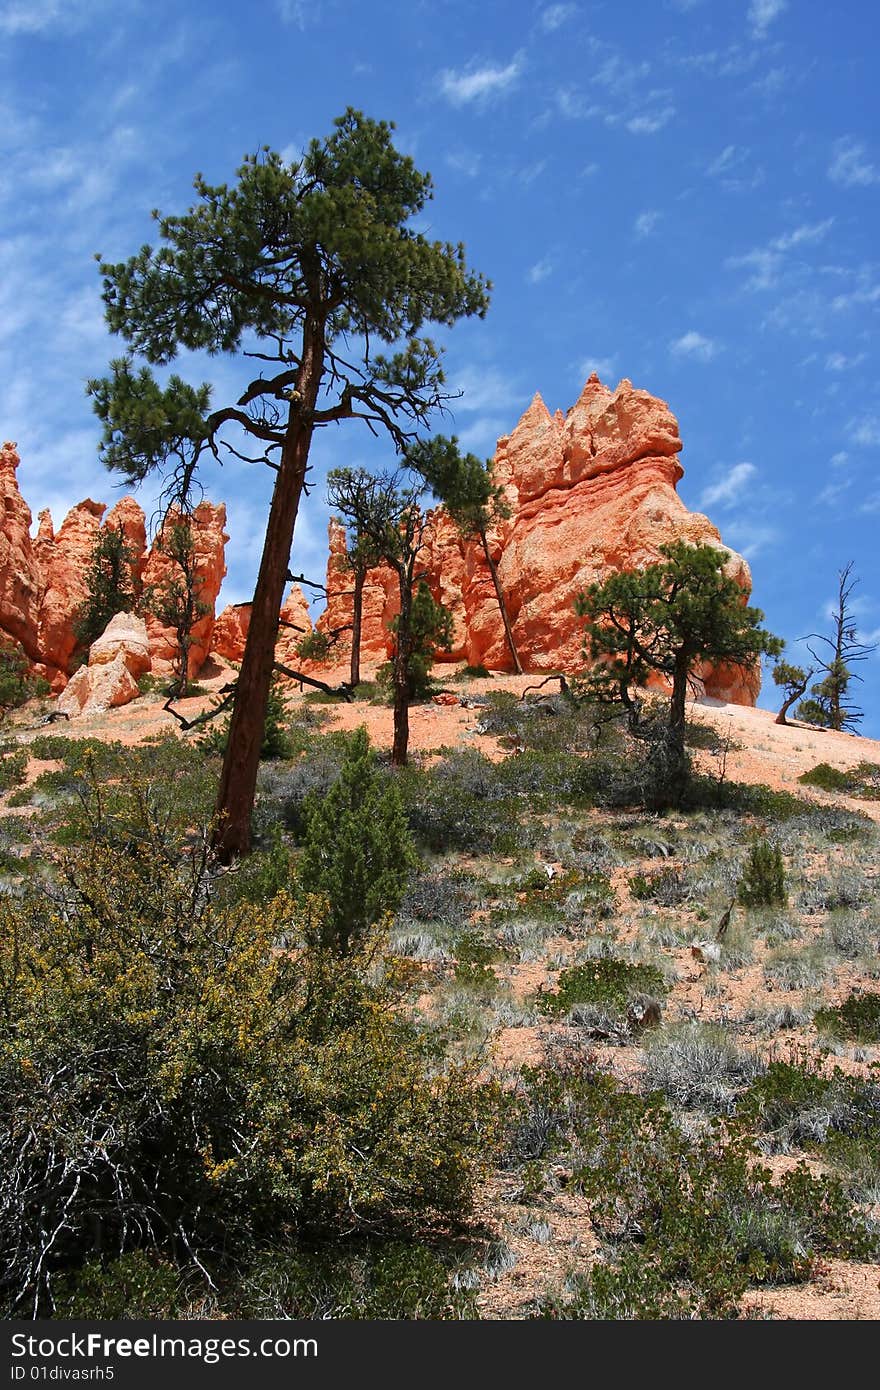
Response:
314,376,759,704
0,370,760,709
0,442,228,689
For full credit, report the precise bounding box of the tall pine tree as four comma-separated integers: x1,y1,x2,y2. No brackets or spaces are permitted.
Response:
88,110,490,857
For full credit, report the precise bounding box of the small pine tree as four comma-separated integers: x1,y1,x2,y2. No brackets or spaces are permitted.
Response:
0,637,48,717
737,841,787,907
73,525,139,660
386,580,454,700
142,518,209,697
298,726,418,953
295,629,332,663
199,673,291,761
772,661,813,727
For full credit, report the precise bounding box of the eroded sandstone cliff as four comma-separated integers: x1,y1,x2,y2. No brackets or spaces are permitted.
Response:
312,375,759,704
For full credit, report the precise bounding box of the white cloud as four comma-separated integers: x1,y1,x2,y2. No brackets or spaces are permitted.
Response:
724,519,779,559
527,258,554,284
456,417,508,453
771,219,834,252
826,351,865,372
747,0,787,39
540,3,576,32
0,0,84,35
726,247,779,290
705,143,763,193
726,220,834,291
828,137,879,188
626,108,675,134
579,356,617,383
830,451,849,468
276,0,311,27
670,330,719,362
449,366,521,415
445,149,482,179
848,415,880,447
707,145,739,176
634,210,661,238
831,281,880,312
815,477,851,507
699,462,757,510
438,54,524,106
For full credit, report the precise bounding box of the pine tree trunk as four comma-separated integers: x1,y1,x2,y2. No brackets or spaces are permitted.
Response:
350,566,365,688
775,682,808,726
213,328,323,859
391,569,412,767
665,655,690,804
480,528,522,674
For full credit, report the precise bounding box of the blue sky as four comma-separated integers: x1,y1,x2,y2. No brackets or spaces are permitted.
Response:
1,0,878,730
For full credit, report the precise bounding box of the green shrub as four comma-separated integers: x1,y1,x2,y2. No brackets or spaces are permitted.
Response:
627,866,690,906
815,991,880,1043
297,726,418,953
453,930,506,991
198,675,295,760
229,1242,476,1320
738,841,787,907
398,750,522,854
53,1252,182,1320
0,745,28,795
642,1022,764,1113
0,776,500,1315
799,762,852,793
521,1064,876,1318
799,761,880,800
0,639,48,715
24,734,83,761
537,958,667,1020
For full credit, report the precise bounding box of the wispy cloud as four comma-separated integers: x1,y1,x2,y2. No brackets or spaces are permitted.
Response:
726,220,834,290
276,0,316,27
438,53,524,106
554,46,675,136
539,3,576,32
706,144,764,193
670,330,719,362
826,351,866,372
527,258,554,284
773,219,834,252
700,462,757,510
457,418,509,453
724,519,779,559
578,355,617,383
828,137,879,188
449,366,522,416
627,108,675,134
633,210,661,238
445,149,482,179
0,0,100,35
848,415,880,447
747,0,787,39
815,476,852,508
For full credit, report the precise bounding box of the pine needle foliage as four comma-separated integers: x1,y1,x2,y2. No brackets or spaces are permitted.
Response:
298,726,418,953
